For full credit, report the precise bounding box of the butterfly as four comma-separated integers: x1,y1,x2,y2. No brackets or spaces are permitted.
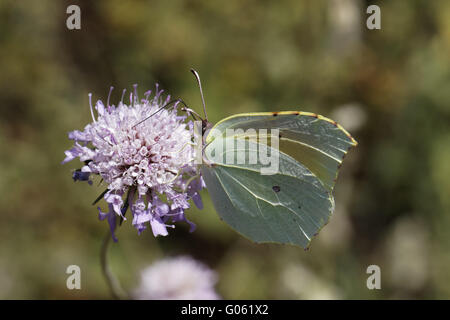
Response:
147,70,357,249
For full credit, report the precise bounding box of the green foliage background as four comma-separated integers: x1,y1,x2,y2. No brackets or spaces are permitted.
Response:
0,0,449,299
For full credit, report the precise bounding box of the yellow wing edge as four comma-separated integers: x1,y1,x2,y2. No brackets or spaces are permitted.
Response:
210,111,358,146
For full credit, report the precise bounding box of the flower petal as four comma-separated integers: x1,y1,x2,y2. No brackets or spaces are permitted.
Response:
150,215,169,237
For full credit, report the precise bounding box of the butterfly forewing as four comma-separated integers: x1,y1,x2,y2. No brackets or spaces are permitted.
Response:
207,112,357,192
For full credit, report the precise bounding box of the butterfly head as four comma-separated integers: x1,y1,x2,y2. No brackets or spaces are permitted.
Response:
202,118,212,136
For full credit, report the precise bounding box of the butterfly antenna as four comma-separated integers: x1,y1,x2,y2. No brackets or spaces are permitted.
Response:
132,98,200,128
190,69,208,121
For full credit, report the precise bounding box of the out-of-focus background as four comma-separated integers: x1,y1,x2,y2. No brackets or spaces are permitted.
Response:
0,0,449,299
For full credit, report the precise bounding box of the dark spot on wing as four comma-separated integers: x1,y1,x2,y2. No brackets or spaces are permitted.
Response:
272,112,279,117
272,185,281,192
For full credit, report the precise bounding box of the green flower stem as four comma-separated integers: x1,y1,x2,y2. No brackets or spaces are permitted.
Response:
100,231,128,300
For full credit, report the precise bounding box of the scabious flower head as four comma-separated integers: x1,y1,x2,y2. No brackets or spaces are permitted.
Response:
62,85,205,240
133,256,220,300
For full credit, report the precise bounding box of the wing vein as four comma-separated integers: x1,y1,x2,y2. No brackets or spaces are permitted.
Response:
219,168,311,241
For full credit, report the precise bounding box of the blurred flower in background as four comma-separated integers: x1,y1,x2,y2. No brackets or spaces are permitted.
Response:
280,263,342,299
328,0,362,55
384,217,429,297
330,103,367,132
133,256,220,300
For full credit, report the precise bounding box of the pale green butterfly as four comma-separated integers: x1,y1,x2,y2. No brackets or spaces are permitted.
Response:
144,70,357,249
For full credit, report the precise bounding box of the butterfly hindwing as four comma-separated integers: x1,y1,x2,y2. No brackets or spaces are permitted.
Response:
202,137,334,248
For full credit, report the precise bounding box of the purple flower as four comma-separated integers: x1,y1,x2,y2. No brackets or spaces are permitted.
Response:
72,169,90,182
133,256,220,300
187,177,206,210
98,205,118,242
104,192,124,217
63,85,205,239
